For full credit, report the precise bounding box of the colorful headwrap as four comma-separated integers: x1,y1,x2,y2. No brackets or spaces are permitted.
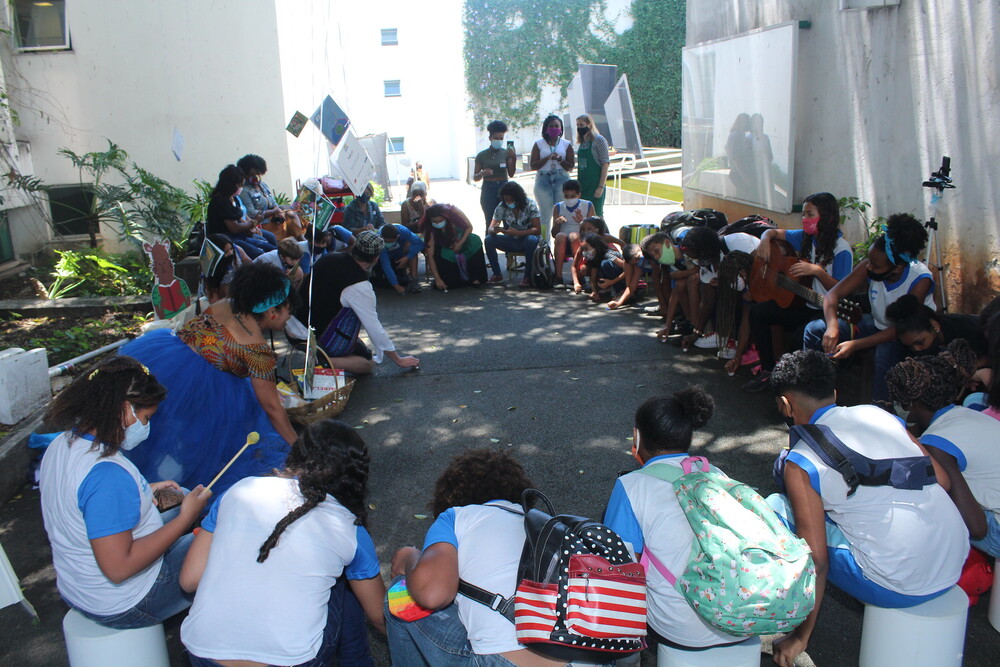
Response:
880,224,915,265
252,278,291,313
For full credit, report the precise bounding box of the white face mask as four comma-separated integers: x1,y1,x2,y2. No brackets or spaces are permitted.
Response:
490,139,504,150
121,403,151,451
563,198,580,208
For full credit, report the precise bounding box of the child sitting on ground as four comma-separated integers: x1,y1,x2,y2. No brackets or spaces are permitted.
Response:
607,244,644,310
886,340,1000,557
767,350,967,667
640,232,697,340
570,217,621,294
604,387,759,651
581,233,625,303
551,179,595,285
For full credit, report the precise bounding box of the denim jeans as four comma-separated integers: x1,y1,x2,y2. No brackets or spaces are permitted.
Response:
766,494,950,608
480,180,505,229
187,577,373,667
533,169,570,242
72,508,193,629
228,231,277,259
971,510,1000,558
801,314,904,404
484,234,539,277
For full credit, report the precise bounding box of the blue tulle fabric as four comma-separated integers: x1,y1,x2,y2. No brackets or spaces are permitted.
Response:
119,329,289,496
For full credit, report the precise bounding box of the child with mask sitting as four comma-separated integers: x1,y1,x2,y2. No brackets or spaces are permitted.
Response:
551,179,595,286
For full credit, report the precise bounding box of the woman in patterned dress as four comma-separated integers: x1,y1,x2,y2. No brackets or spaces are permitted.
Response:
120,263,296,496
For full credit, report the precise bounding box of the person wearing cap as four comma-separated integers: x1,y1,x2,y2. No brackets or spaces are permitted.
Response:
297,230,420,374
375,224,424,295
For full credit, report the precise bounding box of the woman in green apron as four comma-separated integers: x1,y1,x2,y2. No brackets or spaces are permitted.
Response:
575,114,611,217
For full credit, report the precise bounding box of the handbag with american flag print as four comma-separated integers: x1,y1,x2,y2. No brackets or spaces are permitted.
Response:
458,489,647,662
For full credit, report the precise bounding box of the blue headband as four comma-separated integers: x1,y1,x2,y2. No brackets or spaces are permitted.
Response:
251,279,290,313
880,225,914,265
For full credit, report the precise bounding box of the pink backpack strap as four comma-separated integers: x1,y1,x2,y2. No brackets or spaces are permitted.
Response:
640,547,676,586
682,455,710,475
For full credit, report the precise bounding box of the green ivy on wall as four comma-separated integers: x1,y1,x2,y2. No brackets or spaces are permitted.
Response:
463,0,685,147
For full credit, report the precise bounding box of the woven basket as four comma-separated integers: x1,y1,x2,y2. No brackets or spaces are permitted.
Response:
285,347,354,426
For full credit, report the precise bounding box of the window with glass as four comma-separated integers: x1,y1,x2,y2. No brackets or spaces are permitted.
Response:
48,185,94,236
381,28,398,46
384,80,401,97
12,0,69,51
388,137,405,154
0,213,13,263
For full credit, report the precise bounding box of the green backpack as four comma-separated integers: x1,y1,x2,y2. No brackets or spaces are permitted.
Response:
637,456,816,637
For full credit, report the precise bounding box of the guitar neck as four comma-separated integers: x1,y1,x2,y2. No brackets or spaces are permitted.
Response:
775,274,824,307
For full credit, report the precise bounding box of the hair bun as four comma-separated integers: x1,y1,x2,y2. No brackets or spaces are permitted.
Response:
674,386,714,429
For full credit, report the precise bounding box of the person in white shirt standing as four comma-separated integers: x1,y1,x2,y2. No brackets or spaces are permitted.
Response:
767,349,966,667
39,356,212,629
529,115,575,241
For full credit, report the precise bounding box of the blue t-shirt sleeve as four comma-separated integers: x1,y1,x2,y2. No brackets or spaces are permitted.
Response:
77,462,142,540
921,435,967,471
603,480,644,553
423,507,458,550
331,225,353,245
785,229,804,252
378,248,398,285
831,247,852,281
200,489,230,533
786,451,822,495
345,526,381,580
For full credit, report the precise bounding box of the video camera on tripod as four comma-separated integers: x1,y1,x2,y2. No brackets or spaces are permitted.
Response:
922,156,955,312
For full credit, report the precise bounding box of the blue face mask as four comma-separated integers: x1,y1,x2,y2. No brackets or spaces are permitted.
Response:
431,220,447,229
504,201,516,209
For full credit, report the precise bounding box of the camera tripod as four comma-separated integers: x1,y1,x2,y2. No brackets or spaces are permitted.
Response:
922,156,954,313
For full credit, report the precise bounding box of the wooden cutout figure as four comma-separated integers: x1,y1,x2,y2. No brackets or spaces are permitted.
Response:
144,239,191,320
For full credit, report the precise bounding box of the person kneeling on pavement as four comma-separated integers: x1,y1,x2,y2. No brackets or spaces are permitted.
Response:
374,223,424,294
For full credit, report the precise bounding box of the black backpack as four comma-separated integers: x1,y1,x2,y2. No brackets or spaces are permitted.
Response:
720,214,777,239
661,208,728,234
459,490,646,662
528,241,555,289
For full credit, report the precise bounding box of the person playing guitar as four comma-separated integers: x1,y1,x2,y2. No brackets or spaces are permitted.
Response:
742,193,854,392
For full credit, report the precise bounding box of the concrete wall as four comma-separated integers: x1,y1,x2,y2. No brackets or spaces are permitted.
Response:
686,1,1000,311
3,0,291,254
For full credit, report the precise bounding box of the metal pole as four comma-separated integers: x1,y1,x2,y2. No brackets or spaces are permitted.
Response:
48,338,130,378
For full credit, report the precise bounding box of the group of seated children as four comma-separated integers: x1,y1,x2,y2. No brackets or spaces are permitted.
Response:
38,336,1000,665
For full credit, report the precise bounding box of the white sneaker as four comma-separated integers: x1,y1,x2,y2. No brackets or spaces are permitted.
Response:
693,333,720,349
643,305,662,315
717,339,737,360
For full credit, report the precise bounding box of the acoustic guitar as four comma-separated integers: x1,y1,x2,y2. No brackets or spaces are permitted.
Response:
749,237,863,323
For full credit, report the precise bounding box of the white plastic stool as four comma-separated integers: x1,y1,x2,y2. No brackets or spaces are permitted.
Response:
858,586,968,667
62,609,170,667
989,562,1000,632
657,637,760,667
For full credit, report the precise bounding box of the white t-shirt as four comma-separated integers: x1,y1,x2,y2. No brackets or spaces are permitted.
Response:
534,137,572,173
422,501,525,655
254,241,309,271
921,404,1000,520
181,476,380,665
786,404,967,595
869,261,935,329
604,454,740,647
553,199,593,236
698,233,760,284
340,281,396,363
39,432,164,615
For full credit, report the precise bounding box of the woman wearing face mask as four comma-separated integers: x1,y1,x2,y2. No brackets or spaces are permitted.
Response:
743,193,853,393
530,115,575,239
803,212,934,408
39,356,213,629
343,182,386,234
120,263,298,496
575,114,611,217
420,203,488,291
473,120,517,228
236,154,306,242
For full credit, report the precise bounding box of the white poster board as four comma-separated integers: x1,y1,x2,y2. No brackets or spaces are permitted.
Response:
681,22,800,213
332,132,377,197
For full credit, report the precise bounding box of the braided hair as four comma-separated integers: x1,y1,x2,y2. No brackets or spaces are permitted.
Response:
801,192,840,267
885,339,977,411
716,250,754,342
46,356,166,455
257,419,370,563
